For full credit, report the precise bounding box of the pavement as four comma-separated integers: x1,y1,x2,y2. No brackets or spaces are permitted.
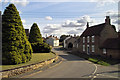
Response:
12,47,120,79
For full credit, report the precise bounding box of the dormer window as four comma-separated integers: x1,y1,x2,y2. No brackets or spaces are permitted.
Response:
87,36,90,43
83,37,85,43
92,36,95,42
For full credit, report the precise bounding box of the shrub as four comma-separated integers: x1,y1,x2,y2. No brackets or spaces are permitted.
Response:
29,23,43,43
31,42,51,53
29,23,51,53
2,4,33,65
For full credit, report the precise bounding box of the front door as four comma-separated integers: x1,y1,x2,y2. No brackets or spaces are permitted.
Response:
87,45,90,55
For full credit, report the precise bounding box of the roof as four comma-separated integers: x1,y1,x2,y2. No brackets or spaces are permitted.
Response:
101,38,120,49
81,23,106,37
46,36,59,40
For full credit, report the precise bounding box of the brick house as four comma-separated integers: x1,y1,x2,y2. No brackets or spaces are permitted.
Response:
100,37,120,59
78,16,118,58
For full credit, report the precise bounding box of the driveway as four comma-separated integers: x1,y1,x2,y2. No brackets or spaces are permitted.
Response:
13,47,119,79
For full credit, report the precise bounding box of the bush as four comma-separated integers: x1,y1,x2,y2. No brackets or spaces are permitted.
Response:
2,4,33,65
29,23,51,53
31,42,51,53
29,23,43,43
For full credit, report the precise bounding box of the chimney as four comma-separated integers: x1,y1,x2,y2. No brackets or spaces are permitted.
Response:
105,16,110,24
74,34,76,37
87,22,89,28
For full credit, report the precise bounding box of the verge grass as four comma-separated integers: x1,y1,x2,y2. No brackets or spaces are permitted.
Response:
69,52,120,66
1,52,56,71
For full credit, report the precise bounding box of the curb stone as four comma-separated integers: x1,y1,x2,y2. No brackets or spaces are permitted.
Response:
1,52,60,78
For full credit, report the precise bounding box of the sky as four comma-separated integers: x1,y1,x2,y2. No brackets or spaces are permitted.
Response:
0,0,119,38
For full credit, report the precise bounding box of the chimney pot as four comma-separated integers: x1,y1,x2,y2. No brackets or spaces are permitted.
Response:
105,16,110,24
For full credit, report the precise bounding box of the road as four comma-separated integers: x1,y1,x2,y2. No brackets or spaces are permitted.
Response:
14,47,119,79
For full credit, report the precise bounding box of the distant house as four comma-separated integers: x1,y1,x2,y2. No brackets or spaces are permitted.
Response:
46,36,59,47
64,36,79,49
78,16,119,59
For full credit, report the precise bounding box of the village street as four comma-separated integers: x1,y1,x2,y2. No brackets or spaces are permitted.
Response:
12,47,119,79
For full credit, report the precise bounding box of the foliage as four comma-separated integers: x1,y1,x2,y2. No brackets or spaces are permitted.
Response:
29,23,51,53
59,35,69,42
2,4,33,65
29,23,43,43
2,53,56,71
31,42,51,53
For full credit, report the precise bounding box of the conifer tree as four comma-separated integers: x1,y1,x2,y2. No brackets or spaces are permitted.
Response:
29,23,43,43
29,23,51,53
2,4,33,65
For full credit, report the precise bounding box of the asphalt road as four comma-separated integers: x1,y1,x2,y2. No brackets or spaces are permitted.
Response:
14,47,119,79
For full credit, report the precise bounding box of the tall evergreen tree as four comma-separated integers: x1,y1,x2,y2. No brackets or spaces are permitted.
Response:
2,4,33,65
29,23,43,43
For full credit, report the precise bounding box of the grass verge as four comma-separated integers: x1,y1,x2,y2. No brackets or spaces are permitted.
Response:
70,52,120,66
1,52,56,71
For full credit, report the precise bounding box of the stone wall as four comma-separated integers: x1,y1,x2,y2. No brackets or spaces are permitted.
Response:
1,54,59,78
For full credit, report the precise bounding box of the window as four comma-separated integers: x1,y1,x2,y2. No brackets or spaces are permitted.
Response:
83,45,85,51
77,44,78,48
92,36,95,42
87,36,90,43
92,45,95,52
103,49,106,54
83,37,85,43
73,44,75,47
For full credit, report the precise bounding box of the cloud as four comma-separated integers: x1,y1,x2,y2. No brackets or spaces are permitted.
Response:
45,16,53,20
90,0,119,7
62,15,95,27
62,20,83,27
43,24,61,34
67,30,79,34
2,0,29,7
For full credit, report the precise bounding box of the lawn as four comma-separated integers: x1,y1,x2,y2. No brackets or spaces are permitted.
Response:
1,52,56,71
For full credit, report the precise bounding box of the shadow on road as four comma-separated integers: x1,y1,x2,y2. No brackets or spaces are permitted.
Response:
53,47,85,61
59,54,85,61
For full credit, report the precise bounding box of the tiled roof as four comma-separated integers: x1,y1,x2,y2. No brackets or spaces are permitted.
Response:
81,23,105,37
46,36,59,40
101,38,120,49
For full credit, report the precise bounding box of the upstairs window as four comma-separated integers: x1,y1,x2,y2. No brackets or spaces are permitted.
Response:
83,37,85,43
92,36,95,42
87,36,90,43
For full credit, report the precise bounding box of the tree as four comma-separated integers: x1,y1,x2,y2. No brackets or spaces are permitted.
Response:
29,23,43,43
29,23,51,53
2,4,33,65
60,35,69,42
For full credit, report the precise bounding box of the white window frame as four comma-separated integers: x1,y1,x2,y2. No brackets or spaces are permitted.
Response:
92,36,95,43
103,49,106,54
87,36,90,43
83,45,85,51
92,45,95,52
83,37,85,43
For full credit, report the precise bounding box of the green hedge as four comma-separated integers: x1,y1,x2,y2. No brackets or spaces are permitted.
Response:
31,42,52,53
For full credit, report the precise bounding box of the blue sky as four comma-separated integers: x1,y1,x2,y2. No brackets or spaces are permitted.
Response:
1,0,119,37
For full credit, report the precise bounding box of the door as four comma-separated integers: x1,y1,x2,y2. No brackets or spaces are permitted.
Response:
87,45,90,55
